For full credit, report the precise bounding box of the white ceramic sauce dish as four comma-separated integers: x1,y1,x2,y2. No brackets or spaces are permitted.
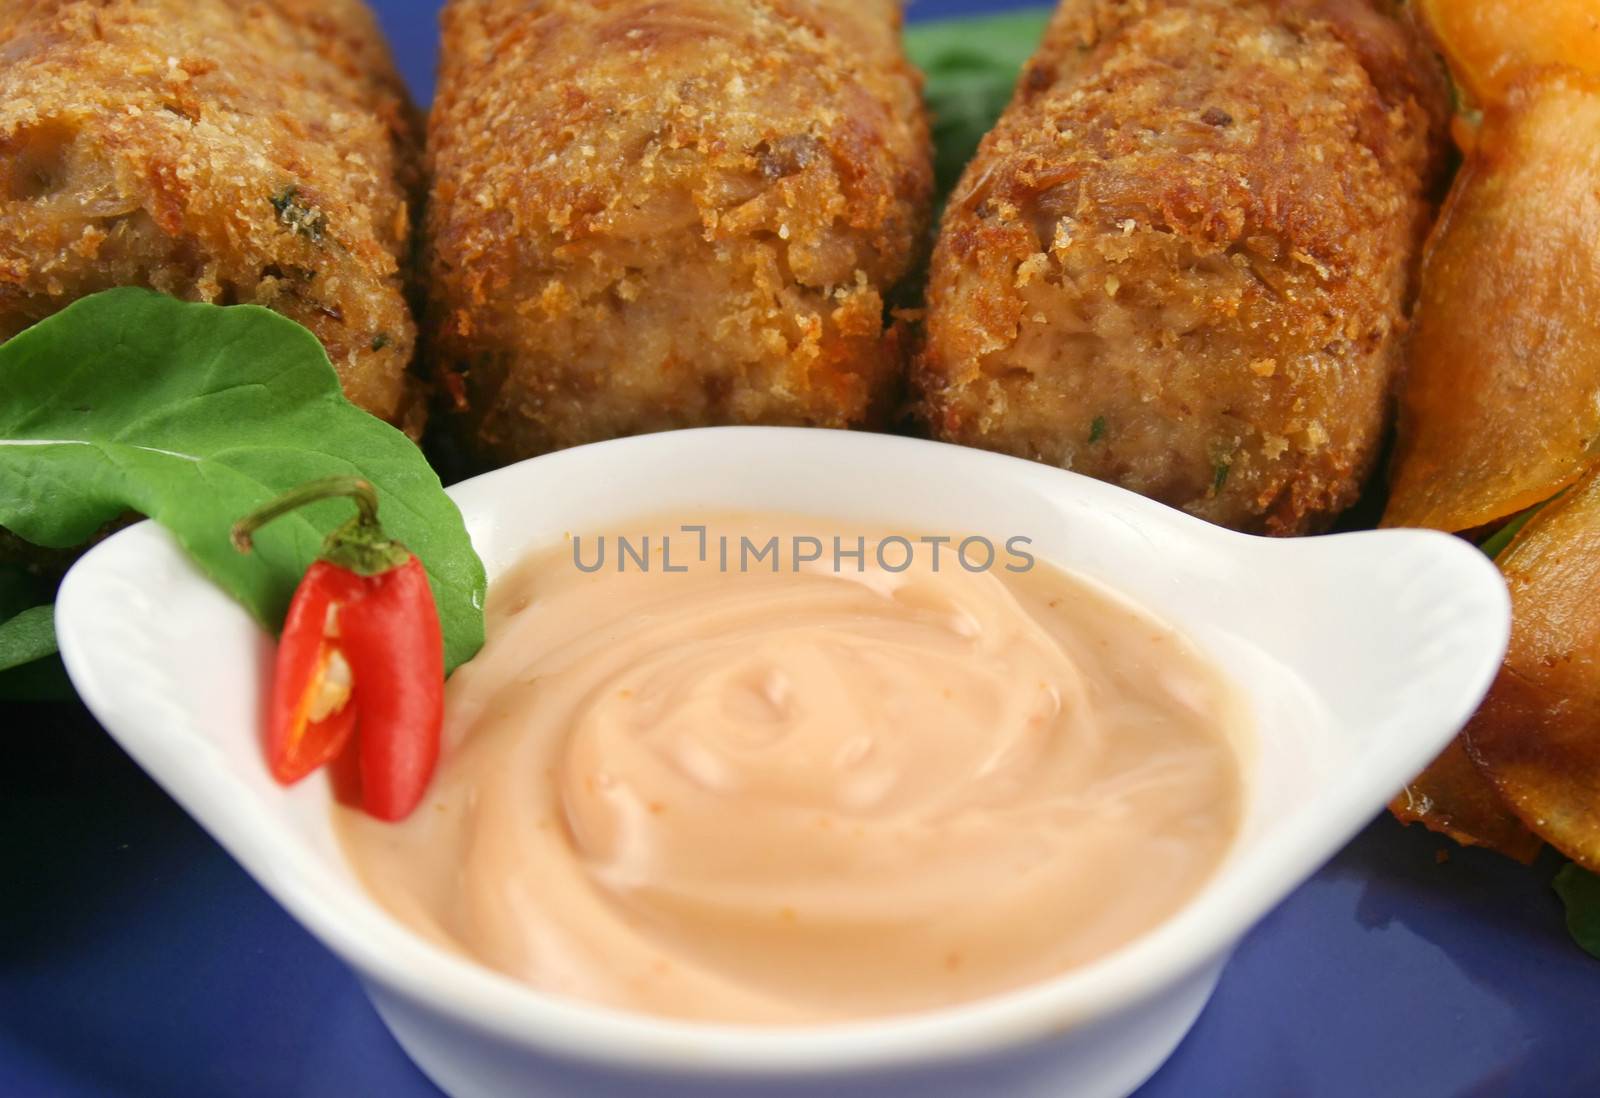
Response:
57,427,1509,1098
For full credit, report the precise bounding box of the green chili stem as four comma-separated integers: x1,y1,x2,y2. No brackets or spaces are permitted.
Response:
232,476,381,554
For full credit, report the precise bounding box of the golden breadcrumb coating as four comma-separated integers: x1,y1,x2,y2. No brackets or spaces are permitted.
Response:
0,0,425,433
425,0,933,464
914,0,1447,535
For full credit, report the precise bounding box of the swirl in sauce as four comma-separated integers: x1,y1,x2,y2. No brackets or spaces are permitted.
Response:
334,513,1247,1024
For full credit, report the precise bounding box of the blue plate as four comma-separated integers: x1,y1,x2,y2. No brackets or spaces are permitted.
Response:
3,2,1597,1095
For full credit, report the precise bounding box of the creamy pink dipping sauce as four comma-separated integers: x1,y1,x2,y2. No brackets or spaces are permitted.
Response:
334,513,1248,1024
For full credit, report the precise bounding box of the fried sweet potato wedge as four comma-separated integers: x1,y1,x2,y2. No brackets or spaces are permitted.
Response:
1384,72,1600,534
1464,467,1600,871
1419,0,1600,105
1391,738,1541,863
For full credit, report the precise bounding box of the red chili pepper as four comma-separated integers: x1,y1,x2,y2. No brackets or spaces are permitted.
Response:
232,476,443,822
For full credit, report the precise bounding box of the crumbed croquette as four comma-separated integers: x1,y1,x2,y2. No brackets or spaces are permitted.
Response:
0,0,425,433
914,0,1448,534
424,0,933,464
